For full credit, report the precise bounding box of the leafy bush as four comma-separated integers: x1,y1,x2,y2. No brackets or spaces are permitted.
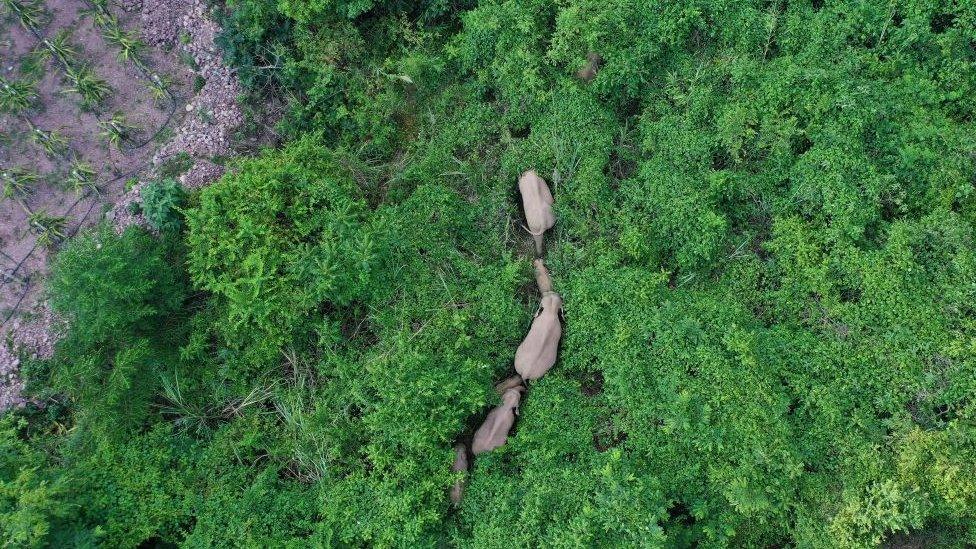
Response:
0,417,68,548
185,137,379,351
140,178,186,232
48,226,186,349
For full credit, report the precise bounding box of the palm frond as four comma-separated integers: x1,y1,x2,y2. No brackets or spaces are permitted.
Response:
1,167,39,199
64,64,111,110
44,29,80,66
65,160,99,195
1,0,49,31
24,207,66,247
27,122,69,158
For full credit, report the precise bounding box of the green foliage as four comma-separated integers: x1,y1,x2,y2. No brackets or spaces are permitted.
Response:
46,226,188,438
0,76,37,114
459,378,669,547
186,137,378,348
98,111,136,148
180,137,524,544
62,62,112,111
0,417,68,548
25,209,66,248
140,178,185,232
1,0,49,31
64,160,98,195
49,226,186,348
1,167,39,199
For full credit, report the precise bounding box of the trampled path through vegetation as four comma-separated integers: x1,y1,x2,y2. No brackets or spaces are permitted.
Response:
451,169,563,504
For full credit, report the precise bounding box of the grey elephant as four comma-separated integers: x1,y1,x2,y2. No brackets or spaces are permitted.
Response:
514,259,563,381
518,170,555,255
576,52,603,81
472,387,523,455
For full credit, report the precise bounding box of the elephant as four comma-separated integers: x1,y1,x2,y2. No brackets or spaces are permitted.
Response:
514,292,563,381
449,443,469,505
472,387,523,455
576,52,603,81
514,260,563,381
518,170,555,255
494,374,524,394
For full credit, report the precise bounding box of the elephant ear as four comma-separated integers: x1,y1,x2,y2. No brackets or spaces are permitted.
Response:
540,176,554,204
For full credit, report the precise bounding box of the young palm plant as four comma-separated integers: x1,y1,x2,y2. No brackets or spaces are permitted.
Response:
43,29,80,66
1,0,49,32
64,160,99,196
98,111,137,149
101,20,146,63
81,0,113,27
0,76,37,114
146,74,174,103
26,121,69,158
64,64,111,110
25,208,67,248
1,167,38,199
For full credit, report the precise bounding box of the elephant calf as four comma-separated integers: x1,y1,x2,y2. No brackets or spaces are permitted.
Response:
514,260,563,381
472,387,523,455
449,443,469,505
518,170,555,255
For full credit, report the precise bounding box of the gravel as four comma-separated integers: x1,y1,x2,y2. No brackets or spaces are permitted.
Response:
0,307,59,410
111,0,245,234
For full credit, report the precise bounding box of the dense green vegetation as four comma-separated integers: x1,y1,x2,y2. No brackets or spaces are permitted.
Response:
3,0,976,546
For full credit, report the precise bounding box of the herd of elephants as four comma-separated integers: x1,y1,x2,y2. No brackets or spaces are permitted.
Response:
449,170,563,505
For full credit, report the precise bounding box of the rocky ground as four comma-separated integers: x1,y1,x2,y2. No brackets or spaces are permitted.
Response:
109,0,246,231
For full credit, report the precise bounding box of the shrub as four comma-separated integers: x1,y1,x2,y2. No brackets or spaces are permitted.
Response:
140,178,186,232
46,226,188,437
185,137,378,350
